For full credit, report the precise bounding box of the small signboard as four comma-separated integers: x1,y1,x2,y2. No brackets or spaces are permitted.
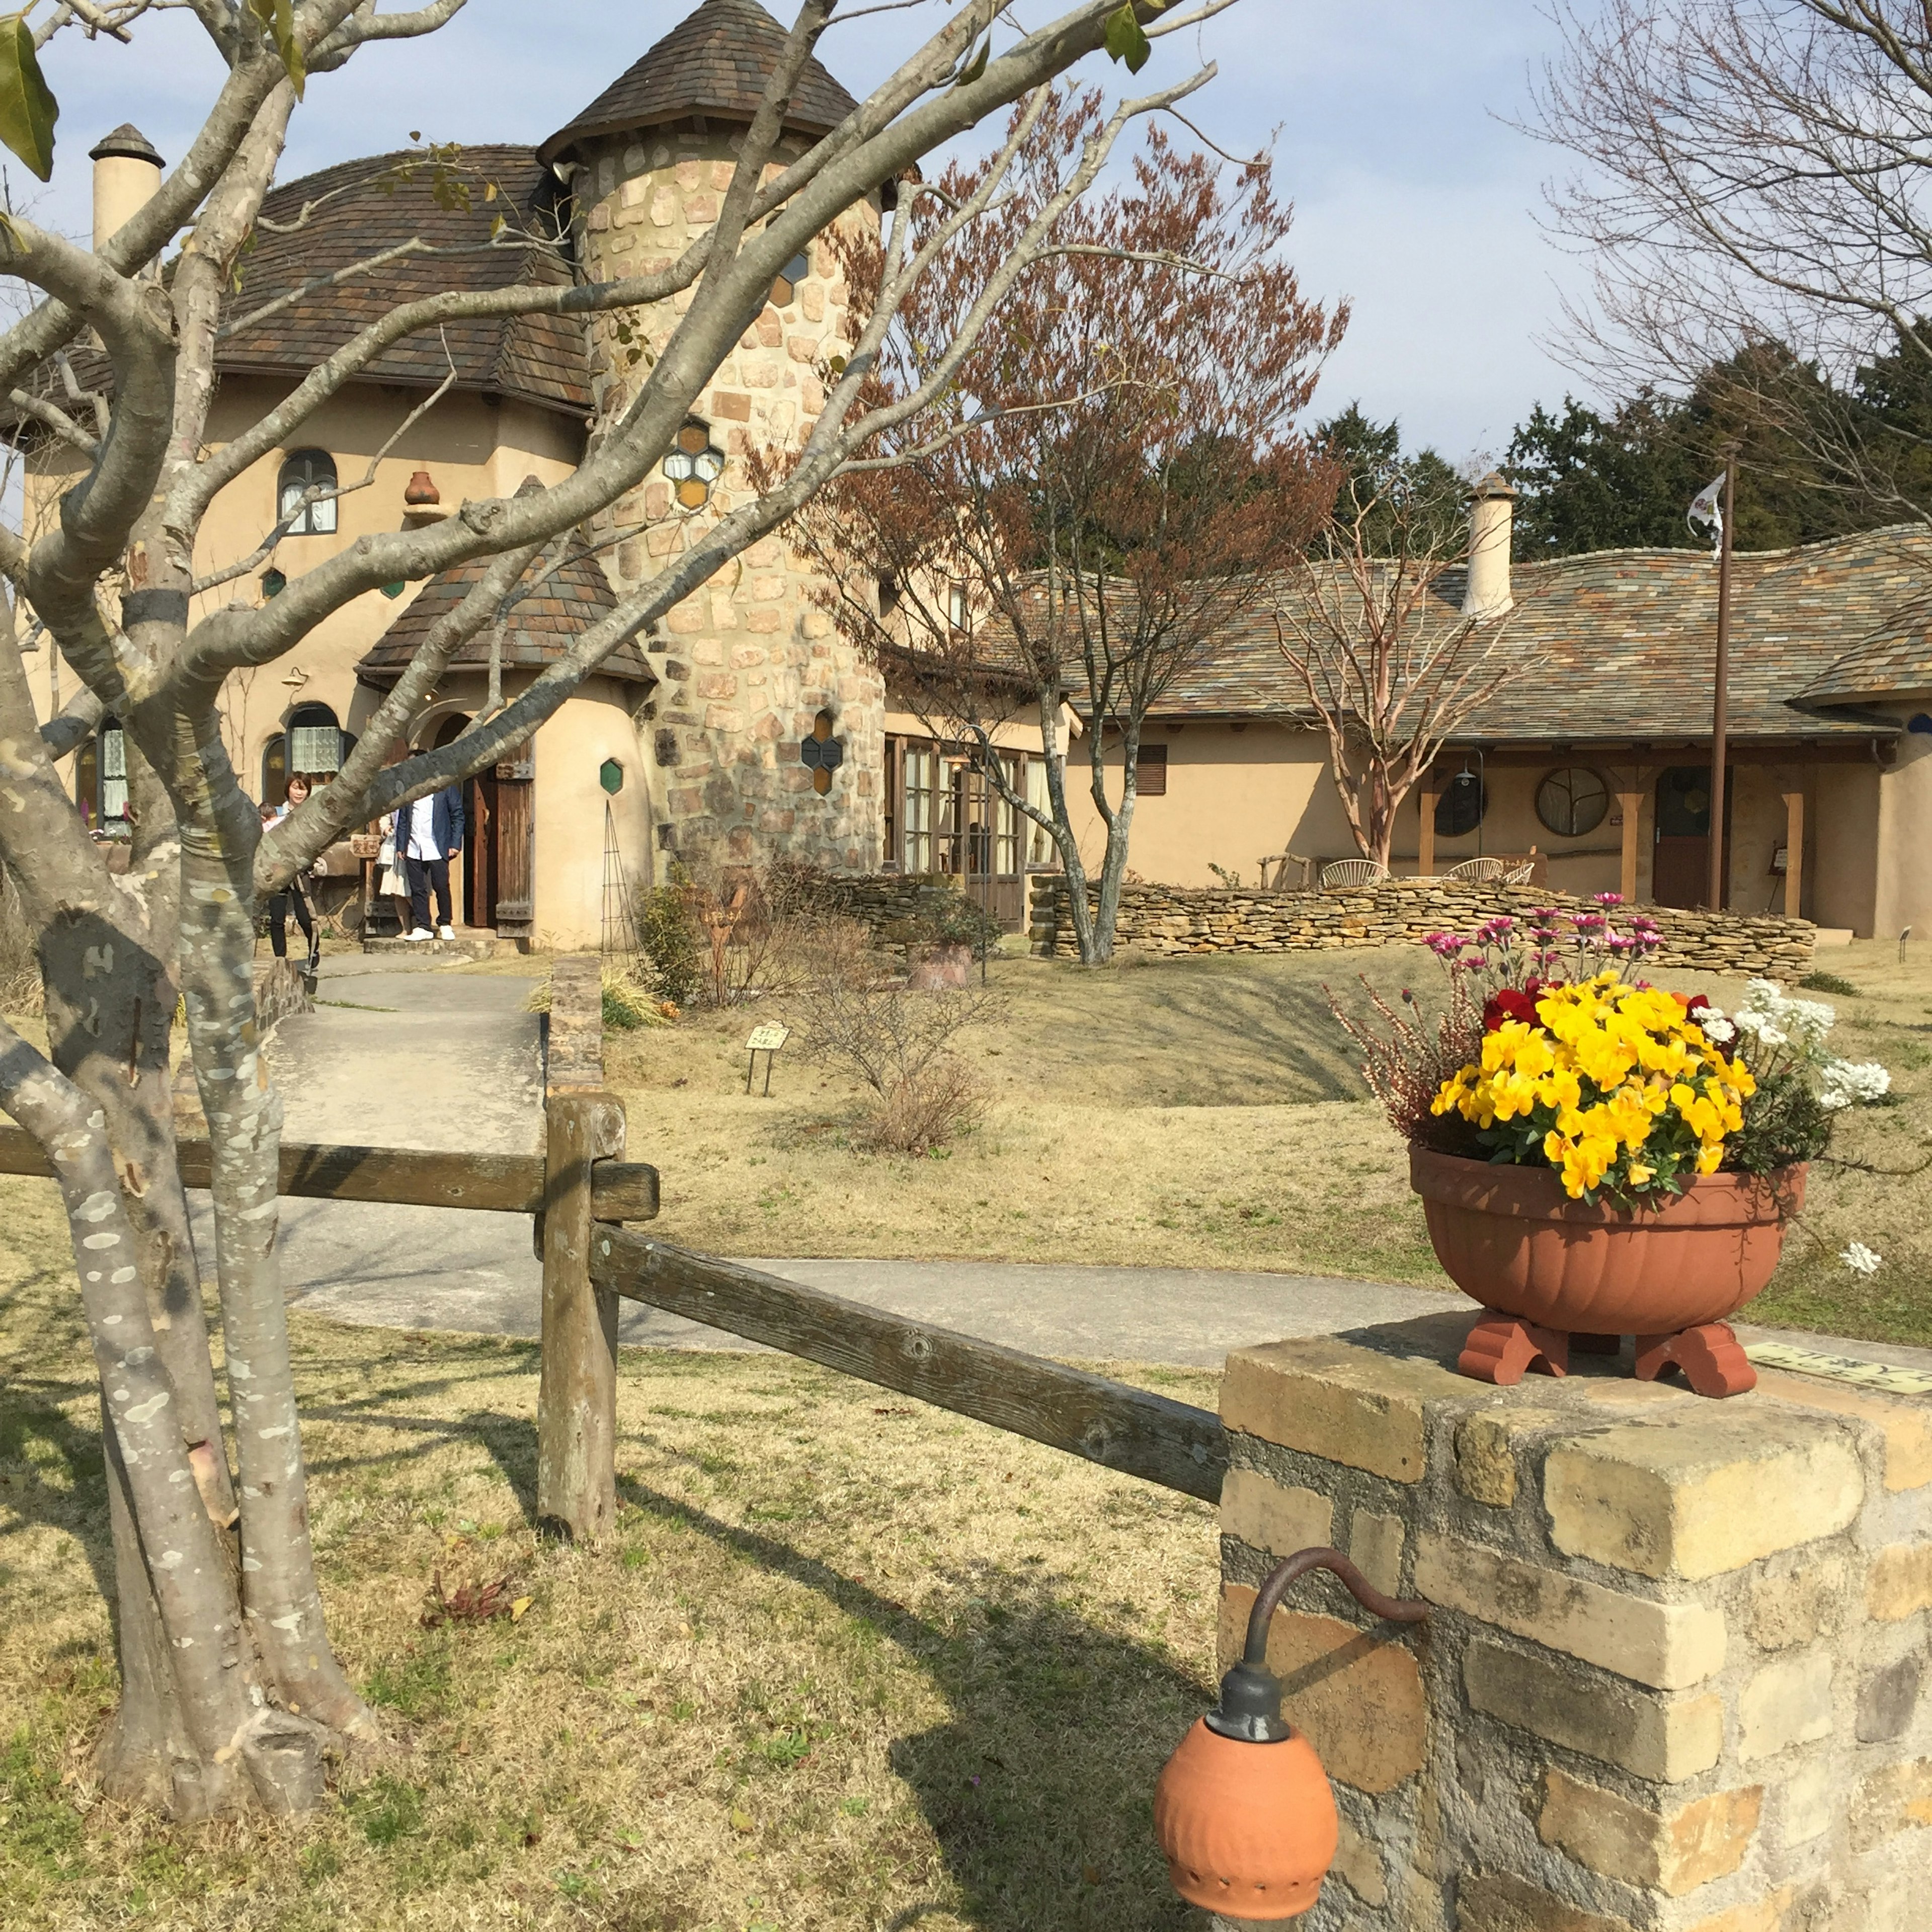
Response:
1744,1340,1932,1398
744,1023,789,1095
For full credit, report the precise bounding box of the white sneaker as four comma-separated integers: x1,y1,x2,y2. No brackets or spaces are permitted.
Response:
406,927,433,942
437,924,455,940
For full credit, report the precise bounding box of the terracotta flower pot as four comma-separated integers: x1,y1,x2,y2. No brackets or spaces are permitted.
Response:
906,940,972,990
1409,1144,1803,1396
1154,1718,1337,1920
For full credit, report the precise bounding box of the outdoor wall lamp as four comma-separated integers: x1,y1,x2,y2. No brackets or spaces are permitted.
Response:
1154,1547,1430,1921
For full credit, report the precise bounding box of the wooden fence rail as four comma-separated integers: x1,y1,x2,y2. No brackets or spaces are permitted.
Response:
0,954,1228,1530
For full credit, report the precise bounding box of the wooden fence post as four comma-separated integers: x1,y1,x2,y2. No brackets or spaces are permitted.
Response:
537,953,623,1540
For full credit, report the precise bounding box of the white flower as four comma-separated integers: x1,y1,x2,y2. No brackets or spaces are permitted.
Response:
1841,1242,1883,1276
1702,1015,1736,1043
1820,1059,1891,1110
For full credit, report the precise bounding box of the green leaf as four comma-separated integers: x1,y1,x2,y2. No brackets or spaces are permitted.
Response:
247,0,305,100
0,15,58,183
952,35,990,87
1103,4,1151,73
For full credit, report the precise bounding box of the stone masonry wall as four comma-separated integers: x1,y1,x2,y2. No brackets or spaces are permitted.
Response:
1213,1314,1930,1932
570,129,886,876
1029,877,1817,978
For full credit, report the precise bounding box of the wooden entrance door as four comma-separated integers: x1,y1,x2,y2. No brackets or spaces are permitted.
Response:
1653,765,1732,908
464,771,497,929
493,740,535,940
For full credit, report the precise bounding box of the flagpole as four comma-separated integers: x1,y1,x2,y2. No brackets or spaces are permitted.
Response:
1708,449,1737,913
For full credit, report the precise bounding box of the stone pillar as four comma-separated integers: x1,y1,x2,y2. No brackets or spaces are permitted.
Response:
570,127,886,878
1216,1313,1931,1931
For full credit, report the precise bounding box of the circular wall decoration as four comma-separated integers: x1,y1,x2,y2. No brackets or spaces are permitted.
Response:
799,708,844,795
1535,766,1610,839
1434,771,1486,838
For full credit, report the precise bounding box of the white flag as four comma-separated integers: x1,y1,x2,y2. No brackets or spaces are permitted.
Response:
1687,471,1725,547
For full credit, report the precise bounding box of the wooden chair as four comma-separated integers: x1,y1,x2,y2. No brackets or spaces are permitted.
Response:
1320,857,1391,890
1446,856,1509,882
1258,851,1315,892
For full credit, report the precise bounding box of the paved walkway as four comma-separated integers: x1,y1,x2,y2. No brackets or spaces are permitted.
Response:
217,953,1932,1378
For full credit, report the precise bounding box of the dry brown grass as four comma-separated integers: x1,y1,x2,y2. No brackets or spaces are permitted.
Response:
1,866,41,1018
0,1179,1218,1931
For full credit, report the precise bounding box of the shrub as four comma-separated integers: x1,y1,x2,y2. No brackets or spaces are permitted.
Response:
1798,970,1861,997
852,1054,986,1155
636,878,702,1007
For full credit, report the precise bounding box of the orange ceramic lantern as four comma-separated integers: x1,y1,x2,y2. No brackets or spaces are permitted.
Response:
1155,1548,1430,1920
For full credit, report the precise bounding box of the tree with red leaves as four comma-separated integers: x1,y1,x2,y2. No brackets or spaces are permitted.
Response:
795,94,1344,963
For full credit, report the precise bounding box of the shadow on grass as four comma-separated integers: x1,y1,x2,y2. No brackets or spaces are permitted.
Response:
616,1471,1203,1932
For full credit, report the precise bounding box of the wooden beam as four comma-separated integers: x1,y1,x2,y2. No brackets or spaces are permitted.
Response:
1418,786,1438,878
589,1230,1228,1502
537,1092,627,1541
1782,786,1805,919
1617,790,1645,905
0,1122,659,1221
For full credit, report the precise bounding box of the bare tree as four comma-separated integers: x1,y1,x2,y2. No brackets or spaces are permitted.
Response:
0,0,1243,1818
1532,0,1932,527
1275,471,1532,869
792,98,1343,962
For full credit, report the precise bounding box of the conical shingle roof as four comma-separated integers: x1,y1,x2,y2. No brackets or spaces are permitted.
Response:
538,0,860,167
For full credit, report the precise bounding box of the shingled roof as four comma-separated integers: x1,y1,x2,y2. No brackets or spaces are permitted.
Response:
217,145,589,417
1106,526,1930,739
357,512,653,691
538,0,861,167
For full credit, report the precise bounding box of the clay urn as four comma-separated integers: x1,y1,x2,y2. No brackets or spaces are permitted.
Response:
403,468,440,506
1154,1717,1337,1920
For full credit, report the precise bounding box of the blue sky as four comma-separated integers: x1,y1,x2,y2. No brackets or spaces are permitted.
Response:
24,1,1597,464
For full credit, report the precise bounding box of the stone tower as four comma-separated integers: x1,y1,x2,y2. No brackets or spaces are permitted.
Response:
539,0,886,879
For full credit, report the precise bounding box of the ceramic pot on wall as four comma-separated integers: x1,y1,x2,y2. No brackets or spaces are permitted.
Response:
1410,1144,1803,1396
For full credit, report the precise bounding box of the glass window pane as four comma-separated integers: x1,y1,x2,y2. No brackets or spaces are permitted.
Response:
289,722,342,774
1025,756,1054,865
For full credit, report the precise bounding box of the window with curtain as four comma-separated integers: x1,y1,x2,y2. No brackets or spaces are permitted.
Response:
989,757,1019,877
278,448,338,535
902,744,936,873
76,720,129,831
287,702,344,777
1025,755,1055,866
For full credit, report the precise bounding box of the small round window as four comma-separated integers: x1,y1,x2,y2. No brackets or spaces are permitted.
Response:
1535,766,1610,839
1434,771,1486,839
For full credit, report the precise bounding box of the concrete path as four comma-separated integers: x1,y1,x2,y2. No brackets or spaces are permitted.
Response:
220,954,1932,1379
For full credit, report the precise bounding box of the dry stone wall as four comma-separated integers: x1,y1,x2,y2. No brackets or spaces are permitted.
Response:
570,128,885,875
1214,1315,1931,1932
1029,877,1816,978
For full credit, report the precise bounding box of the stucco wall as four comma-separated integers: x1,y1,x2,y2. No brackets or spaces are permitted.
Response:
1815,762,1883,937
1874,716,1932,942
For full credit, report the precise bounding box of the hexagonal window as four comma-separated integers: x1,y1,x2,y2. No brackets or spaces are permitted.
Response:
599,758,624,796
770,248,811,307
799,708,844,795
662,420,726,510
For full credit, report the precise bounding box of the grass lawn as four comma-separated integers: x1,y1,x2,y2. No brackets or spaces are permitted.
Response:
0,1194,1219,1931
584,936,1932,1348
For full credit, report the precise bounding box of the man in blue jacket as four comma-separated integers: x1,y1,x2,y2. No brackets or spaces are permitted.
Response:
400,783,465,941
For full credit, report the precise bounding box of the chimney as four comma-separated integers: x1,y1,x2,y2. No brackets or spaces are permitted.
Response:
1462,471,1516,621
88,124,164,255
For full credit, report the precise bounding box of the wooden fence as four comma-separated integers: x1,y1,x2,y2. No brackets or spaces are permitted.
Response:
0,957,1227,1537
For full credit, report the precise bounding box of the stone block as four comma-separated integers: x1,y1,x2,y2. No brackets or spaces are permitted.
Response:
1739,1652,1834,1761
1847,1757,1932,1851
1349,1509,1406,1596
1858,1653,1924,1743
1537,1766,1761,1896
1754,1372,1932,1492
1463,1636,1723,1781
1219,1585,1425,1793
1415,1532,1728,1689
1219,1468,1332,1557
1543,1410,1863,1580
1774,1758,1835,1848
1222,1336,1467,1483
1331,1815,1386,1907
1681,1891,1798,1932
1456,1407,1561,1508
1456,1869,1628,1932
1867,1541,1932,1621
1748,1556,1848,1651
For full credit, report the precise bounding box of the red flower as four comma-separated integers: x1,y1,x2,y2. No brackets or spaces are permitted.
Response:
1483,981,1546,1032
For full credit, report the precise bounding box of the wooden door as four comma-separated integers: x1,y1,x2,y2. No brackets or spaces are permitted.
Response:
493,741,535,939
1653,766,1732,909
465,772,498,930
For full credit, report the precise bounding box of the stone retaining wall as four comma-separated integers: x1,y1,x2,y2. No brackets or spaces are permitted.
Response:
1213,1316,1930,1931
1028,877,1816,978
786,870,996,958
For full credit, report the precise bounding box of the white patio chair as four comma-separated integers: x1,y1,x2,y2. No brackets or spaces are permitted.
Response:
1320,857,1390,890
1503,861,1538,885
1445,856,1509,882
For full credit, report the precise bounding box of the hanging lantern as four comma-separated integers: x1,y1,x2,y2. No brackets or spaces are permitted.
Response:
1154,1547,1429,1921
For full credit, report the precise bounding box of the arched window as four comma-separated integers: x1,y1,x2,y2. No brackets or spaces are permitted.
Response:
75,717,129,833
278,448,337,535
263,703,349,806
1434,770,1486,839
